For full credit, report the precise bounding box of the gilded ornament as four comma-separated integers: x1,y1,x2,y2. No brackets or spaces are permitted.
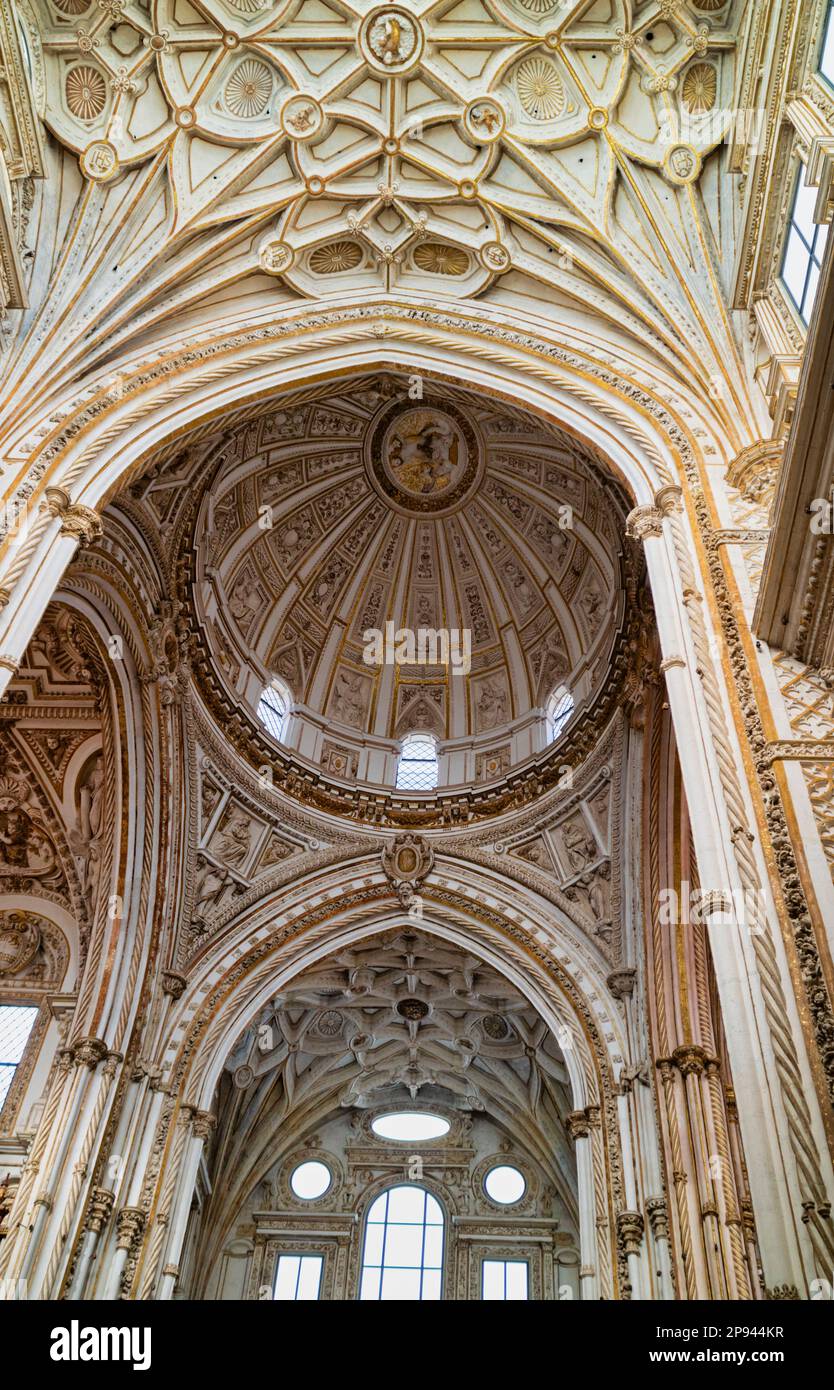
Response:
259,240,294,275
413,242,469,276
80,140,118,181
309,241,363,274
66,65,107,121
682,63,717,113
515,57,566,120
225,60,272,119
362,8,423,72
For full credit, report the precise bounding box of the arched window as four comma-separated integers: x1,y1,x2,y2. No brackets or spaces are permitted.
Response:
0,1004,39,1111
781,165,827,325
359,1185,444,1300
546,685,574,743
256,678,291,742
395,733,438,792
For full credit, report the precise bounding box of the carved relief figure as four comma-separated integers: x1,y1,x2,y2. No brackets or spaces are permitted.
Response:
330,670,368,728
561,818,597,873
476,678,508,731
213,806,252,869
388,412,461,497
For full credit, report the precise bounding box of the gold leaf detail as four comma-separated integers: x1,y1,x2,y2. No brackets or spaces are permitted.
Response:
515,57,565,121
66,65,107,121
682,63,717,113
309,241,364,274
225,59,272,119
413,242,469,275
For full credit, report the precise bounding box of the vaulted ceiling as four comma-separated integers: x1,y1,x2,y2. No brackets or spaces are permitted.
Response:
6,0,756,443
172,373,624,744
222,926,576,1186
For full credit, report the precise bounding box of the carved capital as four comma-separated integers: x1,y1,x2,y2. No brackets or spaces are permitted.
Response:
625,505,664,542
191,1109,216,1142
645,1196,669,1241
86,1186,115,1234
161,970,188,999
61,505,103,546
71,1036,109,1070
565,1109,591,1142
654,485,683,516
115,1205,146,1251
43,488,102,545
606,967,636,1001
616,1209,645,1257
565,1104,601,1141
671,1044,714,1078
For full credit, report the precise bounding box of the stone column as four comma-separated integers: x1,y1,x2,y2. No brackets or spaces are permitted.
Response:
566,1108,600,1300
645,1196,675,1298
629,494,826,1294
156,1109,216,1300
67,1187,115,1299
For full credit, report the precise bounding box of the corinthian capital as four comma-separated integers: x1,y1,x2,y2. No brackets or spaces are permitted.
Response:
617,1209,645,1257
86,1186,115,1234
625,505,664,542
43,488,102,545
115,1205,146,1251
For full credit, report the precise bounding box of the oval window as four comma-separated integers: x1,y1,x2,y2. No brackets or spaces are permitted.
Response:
484,1164,526,1205
290,1160,331,1200
371,1113,450,1142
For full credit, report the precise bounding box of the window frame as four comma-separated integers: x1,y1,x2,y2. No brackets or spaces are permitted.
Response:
0,1001,42,1120
358,1183,445,1301
395,731,439,792
272,1251,325,1301
780,163,828,326
481,1257,530,1301
819,0,834,89
256,677,292,742
545,685,575,743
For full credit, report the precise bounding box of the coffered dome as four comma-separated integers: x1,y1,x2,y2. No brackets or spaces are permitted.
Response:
186,373,627,790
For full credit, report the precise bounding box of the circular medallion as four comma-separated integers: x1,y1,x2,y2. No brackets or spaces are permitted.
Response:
360,7,424,73
259,239,294,274
397,997,429,1021
480,240,511,273
280,93,324,140
80,140,119,182
663,143,702,185
464,98,505,143
365,398,483,516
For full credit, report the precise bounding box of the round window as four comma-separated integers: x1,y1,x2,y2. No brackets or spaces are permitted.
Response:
371,1112,450,1142
484,1164,526,1205
290,1160,331,1200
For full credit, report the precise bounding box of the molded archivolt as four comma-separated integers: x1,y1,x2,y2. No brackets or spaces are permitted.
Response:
137,861,636,1299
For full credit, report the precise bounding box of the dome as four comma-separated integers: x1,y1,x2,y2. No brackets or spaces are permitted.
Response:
188,373,627,794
